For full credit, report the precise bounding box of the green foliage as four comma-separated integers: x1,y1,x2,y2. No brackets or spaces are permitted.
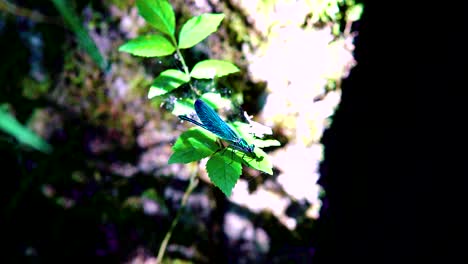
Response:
346,3,363,22
170,92,230,116
178,14,225,49
205,152,242,197
119,35,176,57
198,92,232,110
168,127,218,164
0,107,52,153
51,0,108,70
229,121,278,174
171,98,196,116
168,108,279,196
305,0,363,24
119,0,280,197
190,60,240,79
168,123,278,196
136,0,176,42
22,77,51,100
148,69,190,98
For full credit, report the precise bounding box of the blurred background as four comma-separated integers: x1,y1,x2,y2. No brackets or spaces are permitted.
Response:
1,0,363,262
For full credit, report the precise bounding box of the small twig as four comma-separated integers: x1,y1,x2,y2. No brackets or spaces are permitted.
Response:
156,171,199,263
0,0,63,26
344,20,352,37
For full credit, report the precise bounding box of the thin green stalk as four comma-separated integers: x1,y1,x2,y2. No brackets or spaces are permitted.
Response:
156,172,199,263
175,48,190,76
175,48,200,95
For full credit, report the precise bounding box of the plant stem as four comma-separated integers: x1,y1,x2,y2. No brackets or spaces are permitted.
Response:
175,48,190,76
156,172,199,263
175,48,200,95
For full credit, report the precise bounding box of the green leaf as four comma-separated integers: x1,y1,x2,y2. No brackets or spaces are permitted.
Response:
253,139,281,148
217,129,274,175
346,4,363,22
148,69,190,98
233,120,271,139
136,0,176,39
230,122,275,174
51,0,108,70
170,100,276,183
231,121,256,143
178,13,225,49
171,98,195,116
238,147,273,175
0,109,52,153
119,35,176,57
168,127,218,164
200,92,232,109
190,60,240,79
206,151,242,196
232,121,279,148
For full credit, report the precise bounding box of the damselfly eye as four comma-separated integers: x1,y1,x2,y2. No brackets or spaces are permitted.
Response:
249,144,255,152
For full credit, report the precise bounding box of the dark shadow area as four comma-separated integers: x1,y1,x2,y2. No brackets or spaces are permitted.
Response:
313,1,467,263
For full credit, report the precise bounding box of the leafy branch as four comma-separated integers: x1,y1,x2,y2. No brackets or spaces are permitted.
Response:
118,0,280,197
118,0,282,261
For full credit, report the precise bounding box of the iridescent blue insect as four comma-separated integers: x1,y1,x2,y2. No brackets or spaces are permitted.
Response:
178,99,255,154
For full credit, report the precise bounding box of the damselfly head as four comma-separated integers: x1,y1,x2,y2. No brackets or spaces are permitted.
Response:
235,139,255,154
248,144,255,153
